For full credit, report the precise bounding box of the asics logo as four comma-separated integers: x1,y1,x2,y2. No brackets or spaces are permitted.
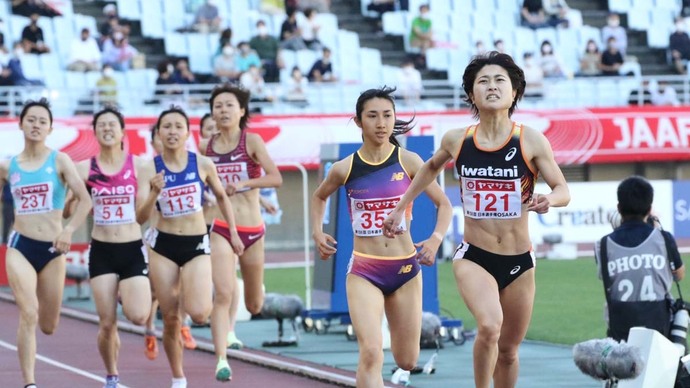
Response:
510,265,521,275
505,147,517,161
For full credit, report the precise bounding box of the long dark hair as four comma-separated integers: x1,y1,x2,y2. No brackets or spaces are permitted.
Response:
462,51,526,119
20,98,53,125
355,86,414,147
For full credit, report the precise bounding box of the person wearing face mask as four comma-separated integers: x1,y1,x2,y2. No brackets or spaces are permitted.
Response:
155,60,182,97
235,41,262,74
670,16,690,74
522,52,544,97
6,41,44,86
409,4,434,62
67,28,102,72
21,13,50,54
578,39,602,77
213,43,240,83
249,20,281,83
397,58,422,104
601,13,627,56
102,31,138,72
96,64,119,106
194,0,221,33
538,40,568,79
307,46,337,82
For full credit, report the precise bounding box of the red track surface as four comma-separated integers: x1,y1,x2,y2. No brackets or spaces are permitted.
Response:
0,300,338,388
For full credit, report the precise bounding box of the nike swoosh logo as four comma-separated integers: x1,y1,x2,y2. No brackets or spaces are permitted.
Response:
248,234,261,240
230,155,242,161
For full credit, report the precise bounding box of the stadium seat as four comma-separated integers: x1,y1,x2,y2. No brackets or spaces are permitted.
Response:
358,48,382,84
164,32,188,57
535,27,558,48
382,11,407,36
162,0,187,32
296,49,318,74
425,47,450,71
429,0,452,15
627,7,651,30
140,0,165,38
43,68,65,88
64,71,88,90
608,0,632,12
21,54,42,80
647,9,675,48
117,0,141,20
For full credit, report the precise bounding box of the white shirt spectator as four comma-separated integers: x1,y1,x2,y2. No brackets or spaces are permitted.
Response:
67,28,101,72
602,13,627,56
397,61,422,104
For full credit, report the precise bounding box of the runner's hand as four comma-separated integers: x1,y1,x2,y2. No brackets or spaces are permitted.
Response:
382,208,404,238
53,229,73,254
230,231,245,256
150,171,165,194
527,193,550,214
313,232,337,259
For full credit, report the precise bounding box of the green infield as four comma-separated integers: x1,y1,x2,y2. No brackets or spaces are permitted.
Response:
263,255,690,345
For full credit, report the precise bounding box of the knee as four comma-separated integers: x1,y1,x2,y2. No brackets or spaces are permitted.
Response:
99,317,118,334
395,357,418,372
39,319,58,335
476,320,502,345
497,346,520,366
126,312,148,327
162,310,181,327
358,343,384,368
188,310,210,325
213,287,233,306
19,308,39,327
245,299,263,315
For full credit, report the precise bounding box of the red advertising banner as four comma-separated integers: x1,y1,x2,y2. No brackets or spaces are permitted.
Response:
0,106,688,168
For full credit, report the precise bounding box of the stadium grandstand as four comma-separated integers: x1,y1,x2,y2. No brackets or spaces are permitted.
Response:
0,0,686,118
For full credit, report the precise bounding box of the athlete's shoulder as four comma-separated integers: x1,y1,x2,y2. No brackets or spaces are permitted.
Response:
198,137,210,155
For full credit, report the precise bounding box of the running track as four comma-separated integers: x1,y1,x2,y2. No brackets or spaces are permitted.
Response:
0,300,340,388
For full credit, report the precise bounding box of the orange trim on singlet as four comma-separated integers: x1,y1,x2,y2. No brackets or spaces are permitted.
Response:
212,219,264,232
471,122,517,152
353,250,417,261
516,122,539,177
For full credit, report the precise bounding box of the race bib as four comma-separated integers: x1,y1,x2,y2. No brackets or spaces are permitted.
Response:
14,182,53,215
93,195,136,225
158,182,203,218
461,177,522,219
351,195,406,236
216,162,249,186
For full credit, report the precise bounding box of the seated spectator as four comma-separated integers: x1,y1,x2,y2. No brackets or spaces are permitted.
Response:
521,0,550,29
539,40,568,78
493,39,507,54
249,20,281,83
102,31,138,71
172,58,196,84
299,8,322,50
99,3,118,37
194,0,221,33
213,43,240,82
475,40,487,56
11,0,60,17
602,13,627,56
260,0,286,15
96,64,118,106
282,65,308,103
21,13,50,54
522,52,544,97
6,42,43,86
542,0,571,28
0,64,13,86
409,4,434,56
648,79,680,106
307,47,337,82
215,27,233,57
155,60,182,95
578,39,602,77
600,36,624,76
670,17,690,75
627,80,653,105
397,58,422,104
236,41,262,74
240,64,274,103
67,28,102,72
280,8,307,50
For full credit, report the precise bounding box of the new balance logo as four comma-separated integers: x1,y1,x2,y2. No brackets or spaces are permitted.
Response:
391,172,404,181
398,264,413,274
185,172,196,181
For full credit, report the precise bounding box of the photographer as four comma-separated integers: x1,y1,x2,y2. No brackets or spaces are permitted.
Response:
595,176,685,342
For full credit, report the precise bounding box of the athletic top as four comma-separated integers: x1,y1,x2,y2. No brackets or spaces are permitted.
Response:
87,154,137,226
344,146,412,237
455,122,536,220
8,150,67,215
154,152,204,218
205,131,261,193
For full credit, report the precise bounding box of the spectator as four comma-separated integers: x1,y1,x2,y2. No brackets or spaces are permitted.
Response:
648,79,680,106
6,42,43,86
602,13,627,56
235,41,262,74
578,39,602,76
280,8,307,50
282,65,308,103
522,52,544,97
155,60,182,96
521,0,550,29
493,39,506,54
213,43,240,82
0,64,13,86
542,0,571,28
475,40,487,56
307,47,337,82
249,20,281,83
67,28,102,72
260,0,286,15
102,31,138,71
670,17,690,75
171,58,196,84
299,8,322,50
194,0,221,33
215,27,233,57
539,39,568,78
367,0,396,15
239,64,274,103
600,36,624,76
98,3,119,39
627,80,653,105
95,64,118,106
1,182,13,243
409,4,434,57
21,13,50,54
285,0,299,13
11,0,60,17
397,58,422,104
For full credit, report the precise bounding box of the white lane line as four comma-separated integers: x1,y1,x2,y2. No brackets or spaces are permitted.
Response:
0,339,131,388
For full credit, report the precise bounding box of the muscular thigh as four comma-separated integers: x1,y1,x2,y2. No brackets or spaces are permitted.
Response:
347,275,385,344
453,259,502,325
238,238,264,300
498,268,535,348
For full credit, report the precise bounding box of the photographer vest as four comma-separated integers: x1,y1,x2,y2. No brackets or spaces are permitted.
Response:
598,227,674,341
